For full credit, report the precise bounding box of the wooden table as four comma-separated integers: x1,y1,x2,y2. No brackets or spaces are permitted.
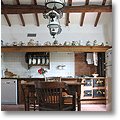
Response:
64,81,85,111
22,81,85,111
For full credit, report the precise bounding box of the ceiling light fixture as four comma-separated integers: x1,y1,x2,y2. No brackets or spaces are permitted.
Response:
44,10,62,38
45,0,65,10
44,0,65,38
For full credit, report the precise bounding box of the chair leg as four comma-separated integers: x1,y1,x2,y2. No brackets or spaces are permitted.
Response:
24,102,27,111
24,98,28,111
72,95,76,111
25,97,29,111
39,103,41,111
33,99,36,111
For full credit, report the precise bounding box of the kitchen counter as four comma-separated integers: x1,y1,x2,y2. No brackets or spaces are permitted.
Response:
1,77,105,80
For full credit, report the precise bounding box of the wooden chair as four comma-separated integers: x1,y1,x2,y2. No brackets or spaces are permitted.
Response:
46,77,73,104
35,81,75,111
21,83,37,111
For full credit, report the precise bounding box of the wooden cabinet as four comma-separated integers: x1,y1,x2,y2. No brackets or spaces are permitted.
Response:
81,77,106,104
25,52,50,69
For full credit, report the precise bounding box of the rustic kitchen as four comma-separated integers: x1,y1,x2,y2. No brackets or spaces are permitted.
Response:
1,0,112,111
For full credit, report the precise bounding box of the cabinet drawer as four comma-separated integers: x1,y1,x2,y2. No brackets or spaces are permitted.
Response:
84,79,92,86
84,90,92,97
93,79,105,87
93,89,105,97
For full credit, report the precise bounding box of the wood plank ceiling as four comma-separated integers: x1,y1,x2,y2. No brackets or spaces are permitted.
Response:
1,0,112,27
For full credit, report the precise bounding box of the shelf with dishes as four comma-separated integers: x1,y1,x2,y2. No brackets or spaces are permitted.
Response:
25,52,50,69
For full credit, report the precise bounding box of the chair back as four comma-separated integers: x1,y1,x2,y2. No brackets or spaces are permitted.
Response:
45,77,61,82
35,81,67,111
21,83,36,111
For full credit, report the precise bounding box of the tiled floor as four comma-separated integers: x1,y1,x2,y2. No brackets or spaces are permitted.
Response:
1,104,107,111
1,104,24,111
81,104,106,111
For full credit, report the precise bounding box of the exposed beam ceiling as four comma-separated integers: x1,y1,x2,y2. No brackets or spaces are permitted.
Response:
1,5,112,14
1,0,112,27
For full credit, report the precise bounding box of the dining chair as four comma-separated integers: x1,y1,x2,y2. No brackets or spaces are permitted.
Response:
45,77,73,105
35,81,75,111
21,83,37,111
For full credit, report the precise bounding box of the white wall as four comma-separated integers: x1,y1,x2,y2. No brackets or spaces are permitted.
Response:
102,13,112,46
1,22,112,78
1,24,107,46
1,52,75,78
1,52,27,78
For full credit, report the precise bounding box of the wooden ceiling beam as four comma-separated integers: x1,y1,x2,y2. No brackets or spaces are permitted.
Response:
3,13,11,26
65,0,72,26
33,0,40,26
2,1,11,26
1,5,112,14
19,14,25,26
94,12,101,27
16,0,25,26
94,0,107,27
35,13,39,26
80,0,89,26
80,12,85,26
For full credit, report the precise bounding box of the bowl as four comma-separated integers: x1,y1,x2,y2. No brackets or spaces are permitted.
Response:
92,74,99,78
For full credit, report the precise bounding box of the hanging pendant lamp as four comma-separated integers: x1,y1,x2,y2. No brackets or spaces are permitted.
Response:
44,0,65,38
47,12,62,38
45,0,65,10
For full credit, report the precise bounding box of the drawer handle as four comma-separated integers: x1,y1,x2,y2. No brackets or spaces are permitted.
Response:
96,91,102,94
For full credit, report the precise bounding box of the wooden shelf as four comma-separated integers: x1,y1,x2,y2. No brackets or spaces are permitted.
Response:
28,64,49,69
1,46,112,52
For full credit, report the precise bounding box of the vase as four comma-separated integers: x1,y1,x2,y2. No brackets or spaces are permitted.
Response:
43,74,46,81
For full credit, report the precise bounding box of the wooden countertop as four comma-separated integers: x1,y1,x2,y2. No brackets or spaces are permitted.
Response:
1,77,105,80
